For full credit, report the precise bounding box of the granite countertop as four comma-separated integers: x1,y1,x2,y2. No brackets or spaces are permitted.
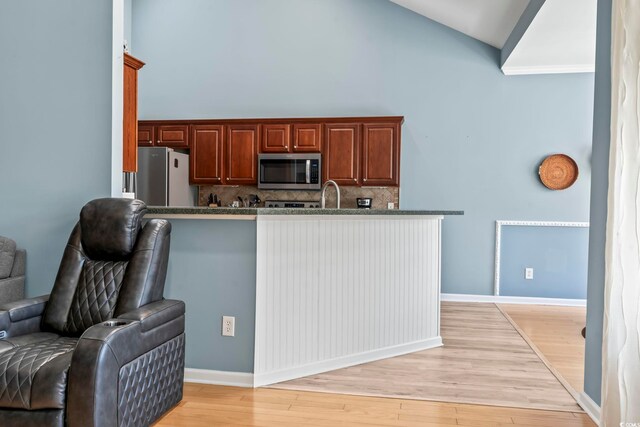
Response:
146,206,464,216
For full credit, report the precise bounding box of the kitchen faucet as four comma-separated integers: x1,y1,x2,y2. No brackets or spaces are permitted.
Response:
320,180,341,209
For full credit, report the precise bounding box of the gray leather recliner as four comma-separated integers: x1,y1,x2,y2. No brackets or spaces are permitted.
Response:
0,198,185,427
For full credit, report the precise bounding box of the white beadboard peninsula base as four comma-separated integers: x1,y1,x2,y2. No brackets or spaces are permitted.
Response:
254,215,443,387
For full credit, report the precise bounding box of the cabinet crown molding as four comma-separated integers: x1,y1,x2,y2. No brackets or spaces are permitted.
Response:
139,116,404,126
124,53,145,70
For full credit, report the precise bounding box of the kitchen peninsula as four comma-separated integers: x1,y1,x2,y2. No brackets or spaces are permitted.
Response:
148,207,463,386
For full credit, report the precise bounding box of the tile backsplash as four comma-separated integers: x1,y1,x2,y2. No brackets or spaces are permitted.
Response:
198,185,399,209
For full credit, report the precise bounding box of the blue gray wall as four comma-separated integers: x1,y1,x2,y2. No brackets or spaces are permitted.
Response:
132,0,594,297
499,225,589,299
584,0,612,407
163,220,256,372
0,0,114,297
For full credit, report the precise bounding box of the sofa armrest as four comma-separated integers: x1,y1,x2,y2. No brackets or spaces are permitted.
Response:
0,294,48,336
66,300,185,427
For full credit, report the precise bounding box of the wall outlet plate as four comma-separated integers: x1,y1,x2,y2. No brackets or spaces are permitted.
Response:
525,268,534,280
222,316,235,337
388,202,395,209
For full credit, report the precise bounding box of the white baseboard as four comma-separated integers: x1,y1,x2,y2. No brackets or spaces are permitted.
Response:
253,337,443,387
577,392,601,426
185,338,442,389
441,293,587,307
184,368,254,388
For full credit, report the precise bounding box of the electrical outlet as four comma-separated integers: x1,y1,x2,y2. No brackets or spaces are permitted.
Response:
222,316,235,337
525,268,534,280
387,202,395,209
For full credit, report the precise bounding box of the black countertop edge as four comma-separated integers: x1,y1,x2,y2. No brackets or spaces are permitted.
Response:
145,207,464,216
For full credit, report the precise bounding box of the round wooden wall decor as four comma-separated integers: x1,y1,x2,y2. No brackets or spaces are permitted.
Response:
539,154,579,190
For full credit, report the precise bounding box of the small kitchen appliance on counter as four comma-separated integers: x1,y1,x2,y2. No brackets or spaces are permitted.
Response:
357,198,372,209
264,200,321,208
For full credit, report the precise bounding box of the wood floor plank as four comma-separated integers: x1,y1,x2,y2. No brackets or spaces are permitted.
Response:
498,304,586,394
155,383,597,426
155,302,596,426
271,302,582,412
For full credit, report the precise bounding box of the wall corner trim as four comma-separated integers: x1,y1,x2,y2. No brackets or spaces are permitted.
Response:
494,220,590,296
577,392,601,426
184,368,254,388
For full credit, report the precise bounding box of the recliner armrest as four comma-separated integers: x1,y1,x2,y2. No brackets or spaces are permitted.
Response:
117,299,185,332
0,295,49,332
67,299,185,427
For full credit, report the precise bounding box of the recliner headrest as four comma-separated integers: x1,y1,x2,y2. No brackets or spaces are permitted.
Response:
80,198,147,260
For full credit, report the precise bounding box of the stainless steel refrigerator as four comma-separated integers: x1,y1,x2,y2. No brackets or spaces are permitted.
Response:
137,147,196,207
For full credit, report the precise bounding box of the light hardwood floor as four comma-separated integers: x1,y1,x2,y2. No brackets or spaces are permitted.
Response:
156,302,595,426
155,383,596,427
498,304,587,394
272,302,581,412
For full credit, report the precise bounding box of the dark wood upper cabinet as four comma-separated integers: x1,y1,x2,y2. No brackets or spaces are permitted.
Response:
292,124,322,153
137,122,188,148
226,124,259,185
123,54,145,171
261,124,290,153
137,125,154,147
362,123,400,186
190,125,224,185
157,125,189,148
323,123,361,186
140,117,402,187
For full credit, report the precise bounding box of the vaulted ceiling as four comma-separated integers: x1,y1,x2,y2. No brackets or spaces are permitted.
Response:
389,0,529,49
389,0,597,75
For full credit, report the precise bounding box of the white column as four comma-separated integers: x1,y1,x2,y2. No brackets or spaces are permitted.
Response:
111,0,124,196
602,0,640,424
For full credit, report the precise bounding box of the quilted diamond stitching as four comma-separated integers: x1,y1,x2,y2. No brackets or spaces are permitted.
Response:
64,260,128,336
0,337,77,409
117,334,185,427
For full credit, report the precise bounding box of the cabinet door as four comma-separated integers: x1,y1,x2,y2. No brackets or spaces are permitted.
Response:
362,123,400,186
190,125,224,184
226,124,259,185
292,124,322,152
138,124,155,147
323,124,360,186
157,125,189,148
123,63,138,171
261,124,290,153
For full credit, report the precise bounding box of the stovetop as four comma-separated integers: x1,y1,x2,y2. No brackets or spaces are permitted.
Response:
264,200,321,208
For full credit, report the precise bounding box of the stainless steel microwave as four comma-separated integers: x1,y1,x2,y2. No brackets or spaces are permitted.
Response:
258,153,321,190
